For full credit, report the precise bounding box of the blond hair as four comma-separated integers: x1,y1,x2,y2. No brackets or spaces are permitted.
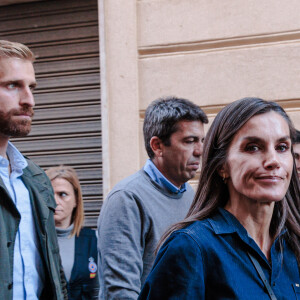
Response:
46,165,84,237
0,40,35,61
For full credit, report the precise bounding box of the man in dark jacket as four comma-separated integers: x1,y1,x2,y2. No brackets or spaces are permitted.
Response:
0,40,67,299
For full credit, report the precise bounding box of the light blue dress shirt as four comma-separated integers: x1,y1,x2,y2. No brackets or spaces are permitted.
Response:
0,142,45,299
143,159,187,194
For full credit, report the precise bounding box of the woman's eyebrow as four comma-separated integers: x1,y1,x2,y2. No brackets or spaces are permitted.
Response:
241,136,262,143
277,136,290,142
242,135,290,143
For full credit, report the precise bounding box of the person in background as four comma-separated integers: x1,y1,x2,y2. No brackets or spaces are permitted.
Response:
46,165,99,300
0,40,67,300
293,129,300,180
139,97,300,299
97,96,208,299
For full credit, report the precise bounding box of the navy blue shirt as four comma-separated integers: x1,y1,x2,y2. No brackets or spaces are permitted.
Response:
139,208,300,299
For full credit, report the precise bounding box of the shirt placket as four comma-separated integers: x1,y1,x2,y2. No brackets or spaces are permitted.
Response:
13,171,40,299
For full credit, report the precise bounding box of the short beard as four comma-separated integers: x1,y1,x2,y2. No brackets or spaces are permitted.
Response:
0,107,34,137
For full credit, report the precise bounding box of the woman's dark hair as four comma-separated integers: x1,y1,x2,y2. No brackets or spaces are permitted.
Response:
293,129,300,144
158,97,300,264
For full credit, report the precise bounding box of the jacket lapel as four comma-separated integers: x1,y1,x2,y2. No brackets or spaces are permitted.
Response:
21,165,56,235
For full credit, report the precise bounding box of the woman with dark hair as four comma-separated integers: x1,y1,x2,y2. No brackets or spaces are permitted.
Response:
139,97,300,299
46,165,99,300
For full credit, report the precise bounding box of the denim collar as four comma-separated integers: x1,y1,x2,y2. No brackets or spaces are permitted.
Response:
210,207,287,238
206,207,251,241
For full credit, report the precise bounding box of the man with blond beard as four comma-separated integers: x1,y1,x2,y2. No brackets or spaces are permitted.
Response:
0,40,67,300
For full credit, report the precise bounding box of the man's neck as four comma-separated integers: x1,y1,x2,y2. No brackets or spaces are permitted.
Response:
151,158,182,189
146,159,186,194
0,136,9,158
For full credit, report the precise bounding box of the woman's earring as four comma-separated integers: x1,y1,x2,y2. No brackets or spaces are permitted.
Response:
222,173,228,184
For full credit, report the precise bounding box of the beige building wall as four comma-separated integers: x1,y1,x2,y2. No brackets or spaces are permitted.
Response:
100,0,300,197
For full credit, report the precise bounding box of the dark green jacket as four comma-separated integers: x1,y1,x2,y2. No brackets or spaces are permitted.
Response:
0,158,68,300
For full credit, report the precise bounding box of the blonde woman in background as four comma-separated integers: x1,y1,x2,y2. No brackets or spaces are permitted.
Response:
46,166,99,300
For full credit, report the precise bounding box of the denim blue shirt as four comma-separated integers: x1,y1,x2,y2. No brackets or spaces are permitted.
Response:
139,208,300,299
143,159,186,194
0,142,45,299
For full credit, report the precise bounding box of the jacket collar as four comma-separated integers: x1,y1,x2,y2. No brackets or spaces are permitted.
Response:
21,159,56,225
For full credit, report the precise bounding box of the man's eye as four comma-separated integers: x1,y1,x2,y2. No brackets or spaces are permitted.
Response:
7,83,17,89
185,140,194,144
245,144,260,152
59,192,67,197
29,84,36,91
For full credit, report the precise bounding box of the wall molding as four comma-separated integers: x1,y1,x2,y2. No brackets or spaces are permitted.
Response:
139,30,300,58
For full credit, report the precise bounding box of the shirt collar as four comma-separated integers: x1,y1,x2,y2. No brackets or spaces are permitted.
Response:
208,208,241,235
209,207,287,238
144,159,187,194
4,141,28,173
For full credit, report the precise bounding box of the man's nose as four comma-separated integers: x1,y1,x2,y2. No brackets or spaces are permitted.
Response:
193,141,203,156
20,86,35,107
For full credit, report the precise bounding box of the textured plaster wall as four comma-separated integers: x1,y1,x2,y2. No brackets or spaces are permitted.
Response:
100,0,300,195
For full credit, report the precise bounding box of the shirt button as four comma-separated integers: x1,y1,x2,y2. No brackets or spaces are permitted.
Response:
7,241,11,247
272,282,276,286
8,282,13,289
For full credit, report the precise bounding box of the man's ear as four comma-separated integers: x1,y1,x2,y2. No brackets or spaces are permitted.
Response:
150,136,163,157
